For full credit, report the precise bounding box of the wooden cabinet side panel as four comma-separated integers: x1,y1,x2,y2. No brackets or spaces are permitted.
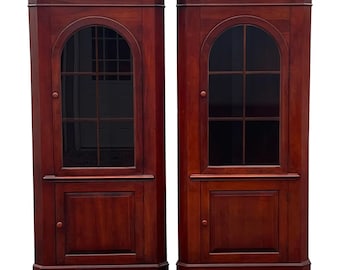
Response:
287,6,311,262
141,6,167,262
178,5,202,263
30,6,57,265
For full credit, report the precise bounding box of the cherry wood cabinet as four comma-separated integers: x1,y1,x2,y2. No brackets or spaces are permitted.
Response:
177,1,311,270
29,1,167,270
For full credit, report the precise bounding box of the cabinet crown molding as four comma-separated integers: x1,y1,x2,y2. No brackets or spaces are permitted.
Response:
29,0,164,7
177,0,311,5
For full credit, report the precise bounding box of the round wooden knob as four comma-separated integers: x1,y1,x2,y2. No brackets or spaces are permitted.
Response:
52,91,59,99
201,219,208,226
56,222,63,228
200,90,207,97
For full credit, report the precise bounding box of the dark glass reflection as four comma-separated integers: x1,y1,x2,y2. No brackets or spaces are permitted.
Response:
246,26,280,71
209,25,243,71
246,74,280,117
209,121,243,165
208,25,281,166
62,75,96,118
99,121,134,167
61,28,94,72
61,26,134,167
118,39,131,60
99,82,133,118
63,122,97,167
245,121,279,164
209,74,243,117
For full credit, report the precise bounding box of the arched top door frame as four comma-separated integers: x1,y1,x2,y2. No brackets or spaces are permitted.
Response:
51,16,144,176
52,16,141,60
201,15,288,59
199,15,289,174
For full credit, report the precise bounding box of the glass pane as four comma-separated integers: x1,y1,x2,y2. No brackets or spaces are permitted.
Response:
99,121,134,166
61,26,135,168
105,27,117,38
96,26,104,38
209,121,243,165
119,61,131,73
118,38,131,60
206,24,281,167
119,61,132,80
246,74,280,117
98,60,105,72
105,61,118,73
62,75,96,118
245,121,279,165
99,81,133,118
61,28,94,72
209,74,243,117
209,25,243,71
246,26,280,71
61,35,75,72
97,39,104,59
105,39,117,59
63,122,97,167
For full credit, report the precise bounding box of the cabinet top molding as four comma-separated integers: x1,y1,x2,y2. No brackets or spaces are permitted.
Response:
29,0,164,7
177,0,311,5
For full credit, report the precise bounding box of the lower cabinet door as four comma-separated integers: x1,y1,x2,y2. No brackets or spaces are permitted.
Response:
55,182,144,265
200,181,288,263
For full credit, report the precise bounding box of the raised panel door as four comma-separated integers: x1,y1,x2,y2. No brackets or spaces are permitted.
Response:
201,181,288,263
55,183,144,265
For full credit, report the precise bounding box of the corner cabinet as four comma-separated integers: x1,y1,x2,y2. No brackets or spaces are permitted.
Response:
177,1,311,270
29,1,167,270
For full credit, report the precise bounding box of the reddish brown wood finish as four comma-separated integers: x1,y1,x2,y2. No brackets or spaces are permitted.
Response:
177,0,311,5
29,0,164,5
55,183,145,265
177,1,311,270
29,1,166,270
50,15,144,176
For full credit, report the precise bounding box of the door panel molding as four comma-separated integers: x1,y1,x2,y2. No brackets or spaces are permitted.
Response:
55,183,144,264
200,182,288,263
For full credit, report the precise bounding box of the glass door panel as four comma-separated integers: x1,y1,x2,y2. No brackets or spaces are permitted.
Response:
245,74,280,117
209,74,243,117
209,121,243,165
209,25,243,71
61,25,134,168
245,121,279,164
99,120,134,167
246,26,280,71
62,75,97,118
208,25,281,166
63,121,98,167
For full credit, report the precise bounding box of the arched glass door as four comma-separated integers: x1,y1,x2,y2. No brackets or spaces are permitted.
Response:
61,26,134,167
208,25,280,166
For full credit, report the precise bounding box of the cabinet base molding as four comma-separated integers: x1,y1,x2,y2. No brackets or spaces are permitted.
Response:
33,262,169,270
177,261,310,270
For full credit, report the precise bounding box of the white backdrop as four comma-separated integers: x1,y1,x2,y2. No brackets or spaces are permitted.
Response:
0,1,339,269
